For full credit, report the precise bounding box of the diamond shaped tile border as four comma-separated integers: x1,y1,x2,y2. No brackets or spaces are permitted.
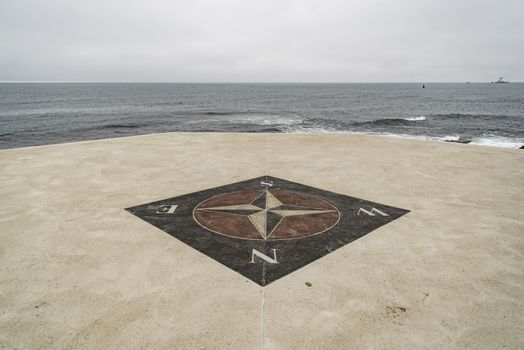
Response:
125,176,410,286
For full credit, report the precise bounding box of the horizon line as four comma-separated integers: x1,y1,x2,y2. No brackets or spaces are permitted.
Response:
0,81,522,84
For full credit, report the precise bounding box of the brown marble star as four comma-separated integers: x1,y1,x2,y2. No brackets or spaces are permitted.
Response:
193,188,339,240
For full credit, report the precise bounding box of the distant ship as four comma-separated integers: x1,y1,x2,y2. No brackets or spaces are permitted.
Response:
492,77,509,84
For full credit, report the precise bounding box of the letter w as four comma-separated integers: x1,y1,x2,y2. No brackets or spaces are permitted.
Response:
357,207,389,216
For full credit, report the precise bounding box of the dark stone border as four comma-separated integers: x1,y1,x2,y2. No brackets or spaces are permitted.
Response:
126,176,410,286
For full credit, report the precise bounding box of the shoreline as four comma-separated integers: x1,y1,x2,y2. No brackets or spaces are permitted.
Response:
1,130,523,152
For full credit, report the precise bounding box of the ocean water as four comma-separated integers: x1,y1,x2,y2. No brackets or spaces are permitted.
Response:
1,83,523,149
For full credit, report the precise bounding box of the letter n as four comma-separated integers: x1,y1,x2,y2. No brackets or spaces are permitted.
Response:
250,249,279,264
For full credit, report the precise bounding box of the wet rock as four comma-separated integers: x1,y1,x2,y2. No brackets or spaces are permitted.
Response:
444,138,471,144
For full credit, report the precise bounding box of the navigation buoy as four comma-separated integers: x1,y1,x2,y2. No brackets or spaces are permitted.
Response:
422,84,425,88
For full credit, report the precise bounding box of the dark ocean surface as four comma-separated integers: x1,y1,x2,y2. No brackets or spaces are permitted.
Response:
1,83,523,149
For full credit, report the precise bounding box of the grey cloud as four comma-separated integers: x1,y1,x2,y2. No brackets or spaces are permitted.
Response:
1,0,523,82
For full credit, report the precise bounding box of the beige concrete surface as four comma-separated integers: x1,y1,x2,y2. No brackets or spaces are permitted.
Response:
0,132,523,349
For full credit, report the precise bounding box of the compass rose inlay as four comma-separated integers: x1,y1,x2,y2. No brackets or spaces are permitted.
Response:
193,189,340,240
125,176,410,286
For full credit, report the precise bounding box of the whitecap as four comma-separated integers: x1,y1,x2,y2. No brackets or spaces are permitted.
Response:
403,116,426,121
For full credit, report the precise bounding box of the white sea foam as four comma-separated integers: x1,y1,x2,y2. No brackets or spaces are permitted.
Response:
470,137,524,149
441,135,460,142
403,116,426,121
231,114,303,126
364,133,523,148
371,132,438,141
258,117,303,126
284,125,347,134
282,124,524,149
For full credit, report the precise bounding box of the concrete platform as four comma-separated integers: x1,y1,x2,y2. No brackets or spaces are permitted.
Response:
1,133,523,349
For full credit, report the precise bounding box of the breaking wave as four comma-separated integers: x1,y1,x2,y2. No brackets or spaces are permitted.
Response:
470,137,524,149
403,116,426,121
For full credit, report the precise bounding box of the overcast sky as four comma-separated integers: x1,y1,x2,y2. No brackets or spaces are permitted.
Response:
1,0,523,82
